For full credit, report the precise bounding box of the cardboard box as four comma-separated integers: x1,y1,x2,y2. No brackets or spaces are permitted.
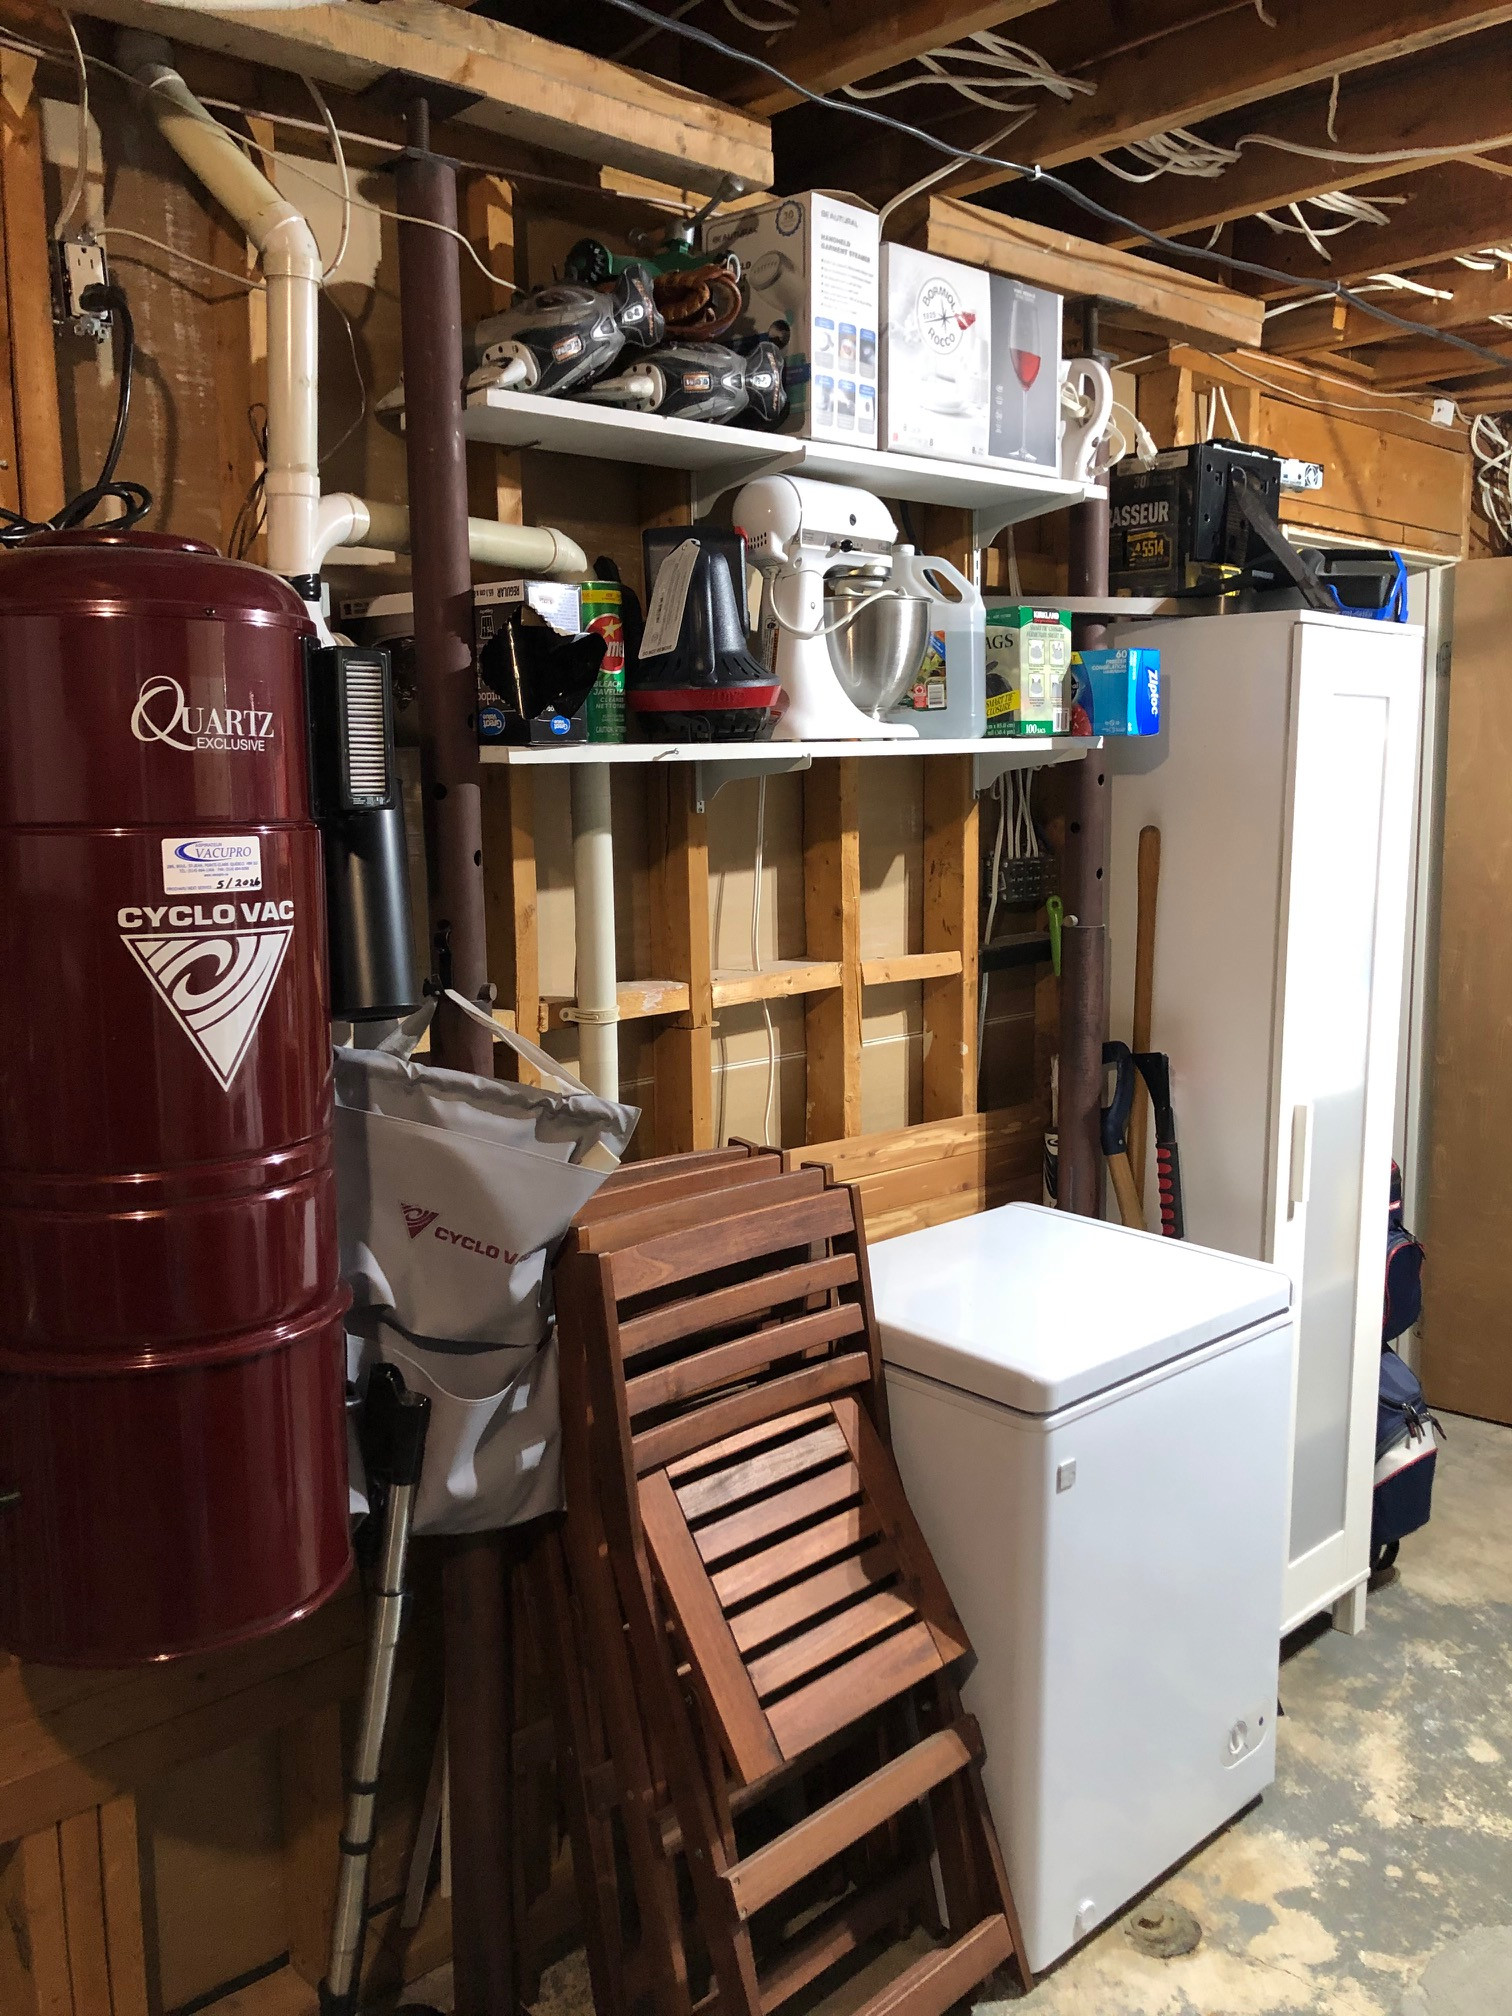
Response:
880,244,992,462
987,273,1062,472
1069,648,1161,737
706,192,879,447
984,605,1072,738
880,251,1063,470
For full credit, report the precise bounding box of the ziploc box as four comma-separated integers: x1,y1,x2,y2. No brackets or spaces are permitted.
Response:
705,192,878,447
880,244,992,462
984,604,1072,737
1069,647,1161,737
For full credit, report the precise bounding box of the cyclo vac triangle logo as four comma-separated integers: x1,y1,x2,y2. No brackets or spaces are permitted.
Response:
402,1204,440,1240
123,929,292,1089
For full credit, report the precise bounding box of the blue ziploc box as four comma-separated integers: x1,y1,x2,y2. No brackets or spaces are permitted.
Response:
1069,646,1160,737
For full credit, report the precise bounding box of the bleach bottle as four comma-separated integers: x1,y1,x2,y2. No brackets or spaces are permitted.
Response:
887,551,986,738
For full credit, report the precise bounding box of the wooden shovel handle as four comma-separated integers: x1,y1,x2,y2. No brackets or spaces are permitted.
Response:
1128,825,1161,1198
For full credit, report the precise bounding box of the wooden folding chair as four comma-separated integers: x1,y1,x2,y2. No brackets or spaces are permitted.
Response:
553,1166,1031,2016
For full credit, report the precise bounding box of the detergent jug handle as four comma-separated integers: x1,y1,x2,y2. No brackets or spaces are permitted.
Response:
898,548,982,609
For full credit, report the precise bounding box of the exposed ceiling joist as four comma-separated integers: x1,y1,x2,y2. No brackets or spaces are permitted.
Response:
1368,335,1512,387
1230,162,1512,293
1074,34,1512,250
859,0,1512,206
685,0,1058,117
1262,266,1512,355
922,195,1264,347
66,0,773,193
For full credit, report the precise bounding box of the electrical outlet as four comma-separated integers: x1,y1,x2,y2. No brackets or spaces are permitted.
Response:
52,234,110,341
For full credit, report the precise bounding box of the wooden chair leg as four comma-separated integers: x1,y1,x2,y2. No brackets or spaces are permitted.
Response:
0,1797,153,2016
530,1527,630,2016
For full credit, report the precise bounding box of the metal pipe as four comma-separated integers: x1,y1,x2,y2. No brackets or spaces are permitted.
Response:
570,765,620,1100
396,102,515,2016
1058,298,1112,1218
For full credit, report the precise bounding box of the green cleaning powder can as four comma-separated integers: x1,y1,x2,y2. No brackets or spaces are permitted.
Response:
580,579,627,743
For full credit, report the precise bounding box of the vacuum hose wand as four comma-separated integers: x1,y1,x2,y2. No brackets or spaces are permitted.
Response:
320,1365,437,2016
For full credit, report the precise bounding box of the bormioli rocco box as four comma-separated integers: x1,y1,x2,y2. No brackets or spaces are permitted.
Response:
706,191,880,447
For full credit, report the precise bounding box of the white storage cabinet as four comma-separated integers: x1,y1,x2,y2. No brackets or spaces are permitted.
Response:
1107,609,1422,1634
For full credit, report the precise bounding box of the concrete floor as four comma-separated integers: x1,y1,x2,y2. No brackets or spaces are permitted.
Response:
412,1410,1512,2016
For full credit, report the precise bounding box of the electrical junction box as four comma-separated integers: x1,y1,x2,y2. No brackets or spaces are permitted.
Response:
1109,440,1284,597
705,191,879,447
1280,457,1324,492
984,605,1072,737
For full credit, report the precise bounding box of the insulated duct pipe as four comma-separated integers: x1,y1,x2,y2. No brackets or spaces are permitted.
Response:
132,50,590,593
134,57,321,585
313,494,588,579
570,767,619,1100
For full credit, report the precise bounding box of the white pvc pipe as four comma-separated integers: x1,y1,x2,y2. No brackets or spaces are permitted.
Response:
570,765,619,1101
136,62,321,580
312,494,588,579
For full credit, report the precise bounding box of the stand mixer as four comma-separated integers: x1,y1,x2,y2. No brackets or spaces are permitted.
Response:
732,474,927,741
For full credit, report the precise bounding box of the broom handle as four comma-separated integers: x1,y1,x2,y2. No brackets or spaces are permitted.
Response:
1129,826,1161,1204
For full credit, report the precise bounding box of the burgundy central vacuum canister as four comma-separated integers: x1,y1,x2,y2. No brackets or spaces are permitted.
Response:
0,531,351,1665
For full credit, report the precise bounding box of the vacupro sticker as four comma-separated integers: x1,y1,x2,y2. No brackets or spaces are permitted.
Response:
161,835,263,893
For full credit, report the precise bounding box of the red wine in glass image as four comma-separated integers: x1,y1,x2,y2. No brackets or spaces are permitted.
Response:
1008,291,1041,456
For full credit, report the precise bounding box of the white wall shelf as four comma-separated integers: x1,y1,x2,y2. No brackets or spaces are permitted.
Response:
461,385,1098,526
479,734,1096,807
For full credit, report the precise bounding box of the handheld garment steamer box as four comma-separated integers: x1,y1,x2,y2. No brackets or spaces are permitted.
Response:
880,248,1062,469
705,193,879,447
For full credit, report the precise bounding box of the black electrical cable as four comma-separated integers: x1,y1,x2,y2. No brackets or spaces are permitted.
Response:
0,282,152,545
599,0,1512,383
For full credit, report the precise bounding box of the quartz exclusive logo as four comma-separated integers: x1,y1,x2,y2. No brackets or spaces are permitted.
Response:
131,676,275,754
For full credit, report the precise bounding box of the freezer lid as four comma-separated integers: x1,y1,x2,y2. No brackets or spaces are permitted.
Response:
870,1203,1291,1414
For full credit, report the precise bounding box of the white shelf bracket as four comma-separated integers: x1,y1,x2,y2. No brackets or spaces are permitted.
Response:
690,750,812,813
972,740,1101,795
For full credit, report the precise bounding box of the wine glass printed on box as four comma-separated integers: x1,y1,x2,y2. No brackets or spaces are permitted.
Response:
988,277,1062,470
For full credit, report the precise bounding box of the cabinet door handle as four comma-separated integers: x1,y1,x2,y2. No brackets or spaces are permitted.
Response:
1289,1102,1314,1212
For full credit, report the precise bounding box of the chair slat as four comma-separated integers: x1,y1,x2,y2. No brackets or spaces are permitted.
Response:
729,1545,898,1657
724,1719,982,1921
677,1418,849,1525
607,1187,856,1302
619,1254,858,1362
634,1356,869,1477
626,1304,866,1420
667,1403,834,1485
834,1398,972,1667
639,1471,784,1785
710,1502,879,1606
747,1589,921,1702
765,1621,944,1764
757,1863,934,2013
861,1915,1014,2016
578,1170,826,1259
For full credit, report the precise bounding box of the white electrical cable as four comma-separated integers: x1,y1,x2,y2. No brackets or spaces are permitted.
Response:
878,109,1033,230
1455,247,1512,270
1093,128,1238,184
752,775,778,1149
231,136,520,292
302,74,350,280
764,570,898,641
97,224,262,287
1471,412,1512,548
844,30,1094,112
1264,272,1457,318
1254,189,1405,262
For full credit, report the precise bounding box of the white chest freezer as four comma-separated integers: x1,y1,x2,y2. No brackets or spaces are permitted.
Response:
870,1204,1294,1974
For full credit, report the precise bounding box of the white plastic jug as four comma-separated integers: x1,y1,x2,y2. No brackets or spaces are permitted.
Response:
887,550,986,739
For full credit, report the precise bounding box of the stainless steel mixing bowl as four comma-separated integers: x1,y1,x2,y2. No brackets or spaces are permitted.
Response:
824,564,932,719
